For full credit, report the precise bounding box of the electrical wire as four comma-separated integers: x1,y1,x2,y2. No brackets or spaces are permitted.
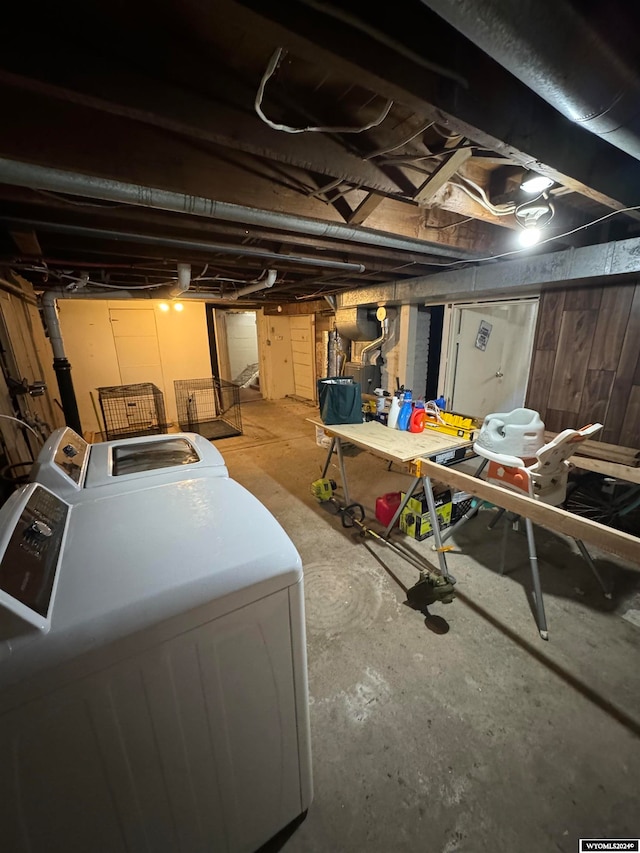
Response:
423,216,475,231
0,414,41,441
453,176,516,215
255,48,393,134
84,281,167,290
424,204,640,268
363,121,435,160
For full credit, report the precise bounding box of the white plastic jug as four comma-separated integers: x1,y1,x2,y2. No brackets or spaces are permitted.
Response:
387,396,400,429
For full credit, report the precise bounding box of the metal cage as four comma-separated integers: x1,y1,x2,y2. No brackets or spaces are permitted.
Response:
97,383,168,440
174,377,242,440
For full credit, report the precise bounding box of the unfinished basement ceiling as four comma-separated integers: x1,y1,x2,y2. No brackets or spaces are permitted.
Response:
1,0,640,303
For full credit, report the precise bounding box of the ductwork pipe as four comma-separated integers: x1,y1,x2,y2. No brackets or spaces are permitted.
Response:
420,0,640,161
231,269,277,299
360,317,389,365
2,216,364,274
0,159,478,260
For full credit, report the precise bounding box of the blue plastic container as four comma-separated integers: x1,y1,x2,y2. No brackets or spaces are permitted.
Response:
396,389,413,430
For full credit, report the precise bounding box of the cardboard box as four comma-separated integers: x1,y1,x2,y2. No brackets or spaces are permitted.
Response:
399,487,452,541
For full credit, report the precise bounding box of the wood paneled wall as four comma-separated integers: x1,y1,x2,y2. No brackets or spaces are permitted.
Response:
526,282,640,447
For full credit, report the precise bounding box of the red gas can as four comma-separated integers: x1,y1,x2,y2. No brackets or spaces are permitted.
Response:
375,491,402,527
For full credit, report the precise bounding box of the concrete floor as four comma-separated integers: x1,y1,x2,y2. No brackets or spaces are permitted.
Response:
219,398,640,853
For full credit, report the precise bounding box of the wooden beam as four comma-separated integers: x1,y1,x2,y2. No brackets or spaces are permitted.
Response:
544,431,640,467
568,456,640,485
429,183,518,229
417,459,640,565
0,69,403,196
348,192,385,225
232,0,640,216
9,230,42,255
414,148,472,205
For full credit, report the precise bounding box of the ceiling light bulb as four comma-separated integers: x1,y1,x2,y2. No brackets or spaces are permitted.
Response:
520,172,554,194
518,226,541,247
173,302,184,312
158,302,170,312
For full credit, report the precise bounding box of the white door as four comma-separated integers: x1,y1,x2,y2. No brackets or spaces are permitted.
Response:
225,311,259,383
444,300,538,419
290,315,315,401
109,309,165,391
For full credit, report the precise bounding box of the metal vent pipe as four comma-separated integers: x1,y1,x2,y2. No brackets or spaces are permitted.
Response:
420,0,640,161
0,158,477,260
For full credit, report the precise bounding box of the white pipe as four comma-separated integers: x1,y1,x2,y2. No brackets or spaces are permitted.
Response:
40,291,67,360
38,286,257,304
230,269,277,299
169,263,191,297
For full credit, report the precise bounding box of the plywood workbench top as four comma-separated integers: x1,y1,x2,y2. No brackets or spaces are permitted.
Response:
308,419,471,463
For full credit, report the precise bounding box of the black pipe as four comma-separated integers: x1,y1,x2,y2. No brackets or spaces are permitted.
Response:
53,357,82,434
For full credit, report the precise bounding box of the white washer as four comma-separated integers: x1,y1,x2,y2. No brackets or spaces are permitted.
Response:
31,427,228,500
0,474,312,853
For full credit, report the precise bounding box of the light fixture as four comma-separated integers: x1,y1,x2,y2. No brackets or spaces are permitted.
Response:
158,302,170,312
173,302,184,312
520,170,554,194
518,226,541,247
515,193,555,247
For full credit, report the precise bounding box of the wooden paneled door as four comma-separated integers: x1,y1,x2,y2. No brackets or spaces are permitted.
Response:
290,315,316,402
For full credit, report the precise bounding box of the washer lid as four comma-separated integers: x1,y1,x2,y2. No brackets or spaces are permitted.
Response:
0,475,302,690
84,432,227,487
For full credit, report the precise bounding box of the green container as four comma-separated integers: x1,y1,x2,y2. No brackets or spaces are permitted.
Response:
317,377,362,425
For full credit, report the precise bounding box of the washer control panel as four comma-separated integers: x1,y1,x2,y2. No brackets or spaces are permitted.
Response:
52,429,89,486
0,485,69,618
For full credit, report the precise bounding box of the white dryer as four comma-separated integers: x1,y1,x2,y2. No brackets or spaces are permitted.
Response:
31,426,228,500
0,473,312,853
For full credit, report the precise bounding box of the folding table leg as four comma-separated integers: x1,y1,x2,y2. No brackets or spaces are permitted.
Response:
423,475,453,582
524,517,548,640
321,437,336,478
574,539,613,598
383,476,421,538
335,437,350,506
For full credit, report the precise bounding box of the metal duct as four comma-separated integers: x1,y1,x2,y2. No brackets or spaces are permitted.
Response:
420,0,640,161
360,317,389,365
1,216,363,274
0,159,477,260
334,307,380,341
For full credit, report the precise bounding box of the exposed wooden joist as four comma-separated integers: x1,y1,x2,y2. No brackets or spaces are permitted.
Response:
0,91,502,256
231,0,640,217
0,68,404,196
348,193,385,225
414,148,472,205
9,230,41,255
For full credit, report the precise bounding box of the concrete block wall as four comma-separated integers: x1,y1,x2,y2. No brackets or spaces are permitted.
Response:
380,305,431,398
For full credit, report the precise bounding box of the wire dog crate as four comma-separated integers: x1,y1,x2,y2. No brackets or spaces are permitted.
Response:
174,377,242,440
97,383,168,440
